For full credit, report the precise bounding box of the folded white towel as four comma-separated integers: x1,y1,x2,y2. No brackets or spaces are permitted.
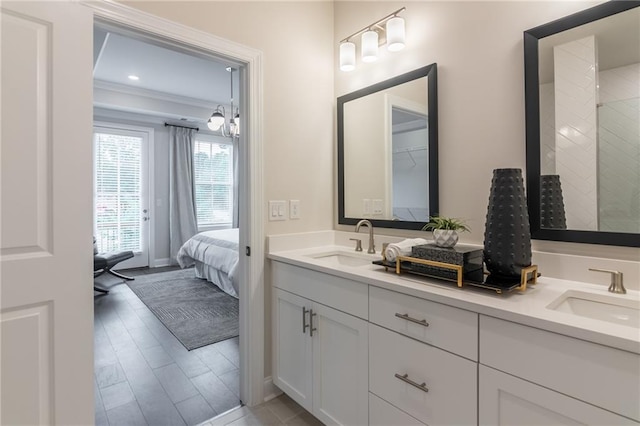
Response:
384,238,429,262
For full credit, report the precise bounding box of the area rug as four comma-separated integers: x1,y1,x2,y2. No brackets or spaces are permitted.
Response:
127,268,238,350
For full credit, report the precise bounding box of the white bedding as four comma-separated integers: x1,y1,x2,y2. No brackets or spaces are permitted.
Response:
176,228,239,298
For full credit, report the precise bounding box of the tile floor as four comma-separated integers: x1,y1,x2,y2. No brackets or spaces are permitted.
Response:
94,267,241,426
199,393,323,426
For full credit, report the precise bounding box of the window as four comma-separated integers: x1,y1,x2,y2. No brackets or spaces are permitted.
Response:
194,138,234,227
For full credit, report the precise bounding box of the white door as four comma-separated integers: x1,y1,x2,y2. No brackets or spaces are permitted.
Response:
93,125,150,268
479,366,636,426
273,289,313,411
0,2,94,425
312,302,368,426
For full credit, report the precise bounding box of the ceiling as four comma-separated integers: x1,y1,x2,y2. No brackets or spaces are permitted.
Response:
93,27,238,115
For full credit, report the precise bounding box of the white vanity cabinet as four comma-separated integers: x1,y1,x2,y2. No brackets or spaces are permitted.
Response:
479,315,640,425
270,252,640,426
272,263,369,426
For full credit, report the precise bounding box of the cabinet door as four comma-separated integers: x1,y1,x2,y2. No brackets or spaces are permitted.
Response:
273,289,313,411
479,366,637,426
312,302,368,426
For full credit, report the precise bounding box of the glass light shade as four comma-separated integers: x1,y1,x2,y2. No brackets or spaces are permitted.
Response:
207,111,225,131
386,16,405,52
233,113,240,129
339,41,356,72
361,30,378,63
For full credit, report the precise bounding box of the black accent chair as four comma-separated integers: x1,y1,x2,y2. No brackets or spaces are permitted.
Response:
94,238,135,294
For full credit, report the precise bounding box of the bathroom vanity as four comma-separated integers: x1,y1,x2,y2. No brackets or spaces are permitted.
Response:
268,232,640,426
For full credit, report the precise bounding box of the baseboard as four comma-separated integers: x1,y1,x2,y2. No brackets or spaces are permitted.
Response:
263,376,282,402
153,258,172,268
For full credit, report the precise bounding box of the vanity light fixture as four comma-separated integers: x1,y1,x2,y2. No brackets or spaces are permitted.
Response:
339,7,406,72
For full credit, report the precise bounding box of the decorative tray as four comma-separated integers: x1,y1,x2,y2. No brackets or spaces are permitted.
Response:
372,255,539,294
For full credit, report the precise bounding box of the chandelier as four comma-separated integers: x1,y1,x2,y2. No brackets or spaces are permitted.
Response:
207,67,239,138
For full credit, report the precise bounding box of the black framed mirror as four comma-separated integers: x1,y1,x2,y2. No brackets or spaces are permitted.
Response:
524,1,640,247
338,64,438,230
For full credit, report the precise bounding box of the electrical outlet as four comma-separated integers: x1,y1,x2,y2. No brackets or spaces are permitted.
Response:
373,199,383,215
290,200,301,219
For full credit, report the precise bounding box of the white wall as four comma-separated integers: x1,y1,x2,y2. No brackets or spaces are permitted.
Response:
334,1,640,265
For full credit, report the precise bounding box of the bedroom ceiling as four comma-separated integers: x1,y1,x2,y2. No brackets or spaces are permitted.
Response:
93,27,238,119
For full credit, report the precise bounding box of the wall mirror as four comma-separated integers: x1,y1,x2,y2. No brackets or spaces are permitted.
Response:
524,1,640,247
338,64,438,230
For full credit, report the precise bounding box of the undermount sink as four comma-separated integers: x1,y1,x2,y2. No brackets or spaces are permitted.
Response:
547,290,640,328
307,251,377,268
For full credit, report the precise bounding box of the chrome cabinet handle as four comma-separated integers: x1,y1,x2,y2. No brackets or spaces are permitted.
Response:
309,309,317,337
395,313,429,327
302,307,310,334
395,373,429,393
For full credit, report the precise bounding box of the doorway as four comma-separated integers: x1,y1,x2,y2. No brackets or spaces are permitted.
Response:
92,18,251,426
94,124,152,269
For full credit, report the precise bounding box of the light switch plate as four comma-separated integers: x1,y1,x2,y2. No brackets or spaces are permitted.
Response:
269,200,287,221
363,199,371,216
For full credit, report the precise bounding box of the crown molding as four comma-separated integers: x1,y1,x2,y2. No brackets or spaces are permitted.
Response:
93,79,226,110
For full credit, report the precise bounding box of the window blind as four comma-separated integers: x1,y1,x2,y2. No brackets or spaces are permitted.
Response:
193,140,233,226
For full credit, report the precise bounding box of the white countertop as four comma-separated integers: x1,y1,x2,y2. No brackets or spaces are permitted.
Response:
267,241,640,355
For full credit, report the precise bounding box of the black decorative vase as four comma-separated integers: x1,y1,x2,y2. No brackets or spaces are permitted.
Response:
483,168,532,279
540,175,567,229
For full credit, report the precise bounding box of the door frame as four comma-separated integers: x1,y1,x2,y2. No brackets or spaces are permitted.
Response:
84,1,265,406
93,121,155,268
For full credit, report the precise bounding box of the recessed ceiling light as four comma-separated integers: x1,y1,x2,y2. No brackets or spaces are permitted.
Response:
128,75,140,81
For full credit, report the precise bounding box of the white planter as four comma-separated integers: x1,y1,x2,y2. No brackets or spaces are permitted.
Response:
432,229,459,248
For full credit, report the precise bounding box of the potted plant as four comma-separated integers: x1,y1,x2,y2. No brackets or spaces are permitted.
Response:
422,216,470,248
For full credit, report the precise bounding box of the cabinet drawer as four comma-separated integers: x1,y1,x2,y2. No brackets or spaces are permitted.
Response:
369,324,477,426
369,393,424,426
272,261,368,319
480,315,640,421
369,286,478,360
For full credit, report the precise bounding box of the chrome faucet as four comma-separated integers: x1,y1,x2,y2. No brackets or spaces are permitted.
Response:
589,268,626,294
355,219,375,254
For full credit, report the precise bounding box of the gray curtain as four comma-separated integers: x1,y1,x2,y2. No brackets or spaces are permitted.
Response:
232,137,239,228
169,126,198,263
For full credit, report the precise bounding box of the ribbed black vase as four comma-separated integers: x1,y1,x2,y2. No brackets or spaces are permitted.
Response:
540,175,567,229
483,168,532,279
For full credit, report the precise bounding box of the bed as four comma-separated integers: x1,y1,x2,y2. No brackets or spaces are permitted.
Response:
176,228,239,298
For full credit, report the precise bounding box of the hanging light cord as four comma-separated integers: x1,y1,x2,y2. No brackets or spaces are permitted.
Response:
340,7,405,43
